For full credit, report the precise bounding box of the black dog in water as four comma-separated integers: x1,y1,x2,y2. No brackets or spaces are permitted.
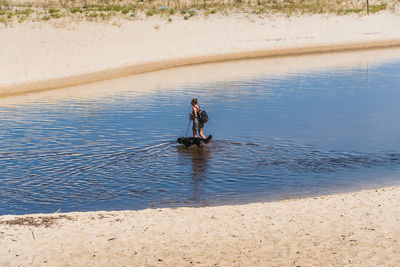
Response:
177,135,212,147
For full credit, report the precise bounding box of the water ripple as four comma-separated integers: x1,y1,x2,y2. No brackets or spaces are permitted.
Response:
2,59,400,214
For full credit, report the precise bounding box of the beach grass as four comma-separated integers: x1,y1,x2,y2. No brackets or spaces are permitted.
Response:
0,0,397,24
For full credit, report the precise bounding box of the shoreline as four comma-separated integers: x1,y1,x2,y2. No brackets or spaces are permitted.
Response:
1,185,399,265
0,183,398,217
2,46,400,107
2,39,400,98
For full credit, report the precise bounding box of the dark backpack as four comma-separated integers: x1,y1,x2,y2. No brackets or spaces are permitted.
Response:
196,106,208,123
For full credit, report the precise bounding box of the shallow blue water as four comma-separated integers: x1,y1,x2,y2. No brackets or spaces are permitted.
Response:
1,55,400,215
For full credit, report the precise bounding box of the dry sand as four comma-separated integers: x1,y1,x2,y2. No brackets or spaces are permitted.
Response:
1,12,400,96
1,186,399,266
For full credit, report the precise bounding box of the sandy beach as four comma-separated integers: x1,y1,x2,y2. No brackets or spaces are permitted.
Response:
1,11,400,96
1,186,399,266
2,1,400,265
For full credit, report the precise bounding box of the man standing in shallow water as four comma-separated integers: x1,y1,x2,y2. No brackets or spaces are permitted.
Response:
190,98,207,139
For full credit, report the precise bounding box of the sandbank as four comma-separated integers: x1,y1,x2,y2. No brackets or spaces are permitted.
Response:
1,186,399,266
2,46,400,107
1,12,400,97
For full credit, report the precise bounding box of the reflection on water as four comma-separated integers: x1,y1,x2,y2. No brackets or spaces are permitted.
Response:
177,146,211,204
1,50,400,215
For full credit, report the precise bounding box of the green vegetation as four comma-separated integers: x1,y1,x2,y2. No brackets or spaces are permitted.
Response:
49,8,60,13
370,3,387,13
145,8,155,16
69,7,81,13
0,0,395,25
51,12,61,18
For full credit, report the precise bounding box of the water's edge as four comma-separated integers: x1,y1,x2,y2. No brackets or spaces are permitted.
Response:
2,40,400,98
